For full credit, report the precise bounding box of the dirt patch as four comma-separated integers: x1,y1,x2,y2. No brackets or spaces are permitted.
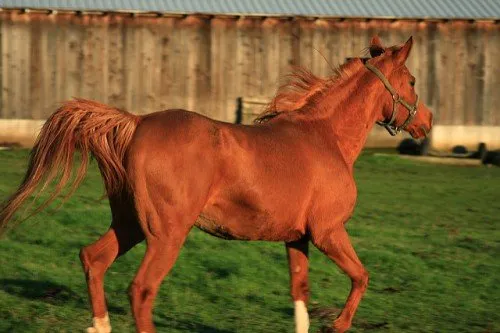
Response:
309,305,341,321
311,305,389,331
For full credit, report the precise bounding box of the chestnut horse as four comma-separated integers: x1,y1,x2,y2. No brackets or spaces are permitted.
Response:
0,36,432,333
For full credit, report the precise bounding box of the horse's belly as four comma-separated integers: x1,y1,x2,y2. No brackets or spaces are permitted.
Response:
195,214,250,240
194,212,304,242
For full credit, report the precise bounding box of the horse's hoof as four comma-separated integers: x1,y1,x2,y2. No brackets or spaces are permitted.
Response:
87,326,111,333
87,327,111,333
86,313,111,333
333,317,350,333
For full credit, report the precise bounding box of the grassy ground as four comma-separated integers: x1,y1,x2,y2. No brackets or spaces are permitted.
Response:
0,149,499,333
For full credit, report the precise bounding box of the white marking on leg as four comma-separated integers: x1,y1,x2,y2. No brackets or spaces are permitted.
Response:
294,300,309,333
87,312,112,333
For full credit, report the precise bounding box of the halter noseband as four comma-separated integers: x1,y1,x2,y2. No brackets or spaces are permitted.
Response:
365,62,419,136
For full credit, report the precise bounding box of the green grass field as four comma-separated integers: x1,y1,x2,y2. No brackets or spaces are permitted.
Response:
0,149,499,333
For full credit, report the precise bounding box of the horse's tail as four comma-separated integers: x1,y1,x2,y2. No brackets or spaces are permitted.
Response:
0,98,140,235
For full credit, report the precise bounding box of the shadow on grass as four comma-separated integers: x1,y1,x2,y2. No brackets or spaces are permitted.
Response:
156,313,233,333
0,279,85,305
0,278,127,314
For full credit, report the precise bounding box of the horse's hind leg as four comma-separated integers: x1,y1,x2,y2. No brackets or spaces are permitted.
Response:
312,226,368,333
128,213,192,333
80,195,144,333
286,237,310,333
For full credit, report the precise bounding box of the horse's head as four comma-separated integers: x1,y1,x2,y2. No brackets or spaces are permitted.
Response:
366,36,433,138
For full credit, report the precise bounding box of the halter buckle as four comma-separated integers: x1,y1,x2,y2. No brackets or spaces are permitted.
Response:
410,105,417,116
384,125,399,136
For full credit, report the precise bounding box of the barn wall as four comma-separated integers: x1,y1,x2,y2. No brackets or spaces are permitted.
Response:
0,10,499,148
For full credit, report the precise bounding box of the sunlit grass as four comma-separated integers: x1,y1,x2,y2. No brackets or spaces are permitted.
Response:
0,149,499,332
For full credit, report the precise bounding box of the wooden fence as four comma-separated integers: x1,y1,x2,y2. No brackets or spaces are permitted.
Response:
0,10,499,147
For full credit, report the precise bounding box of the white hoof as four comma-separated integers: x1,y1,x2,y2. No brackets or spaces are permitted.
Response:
86,313,111,333
294,300,310,333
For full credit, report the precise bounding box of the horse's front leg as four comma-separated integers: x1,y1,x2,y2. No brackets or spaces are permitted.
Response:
286,237,310,333
312,226,369,333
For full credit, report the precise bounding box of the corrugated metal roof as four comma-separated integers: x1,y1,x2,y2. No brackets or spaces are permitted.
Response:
1,0,499,20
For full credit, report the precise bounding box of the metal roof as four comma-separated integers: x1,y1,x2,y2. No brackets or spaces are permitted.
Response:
1,0,500,20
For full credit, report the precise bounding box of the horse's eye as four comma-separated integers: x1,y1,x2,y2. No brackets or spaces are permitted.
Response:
410,80,416,87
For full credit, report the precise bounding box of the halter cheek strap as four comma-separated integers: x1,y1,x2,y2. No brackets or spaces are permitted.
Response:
365,62,419,136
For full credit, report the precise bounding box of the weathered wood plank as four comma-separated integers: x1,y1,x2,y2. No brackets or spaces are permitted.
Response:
0,13,498,147
236,17,262,100
28,15,43,119
435,21,453,125
481,21,500,126
413,21,429,107
425,22,438,112
139,17,160,113
9,13,20,118
183,15,211,114
195,16,212,115
464,22,483,125
40,14,58,119
262,18,280,98
123,17,140,112
329,20,348,68
451,21,467,126
107,14,125,108
350,20,368,59
157,16,175,111
1,12,12,119
64,14,83,107
312,19,330,76
54,14,68,105
81,15,108,102
275,18,296,84
210,17,238,121
15,14,31,119
298,18,314,70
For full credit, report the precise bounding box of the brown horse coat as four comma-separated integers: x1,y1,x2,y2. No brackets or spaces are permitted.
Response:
0,36,432,333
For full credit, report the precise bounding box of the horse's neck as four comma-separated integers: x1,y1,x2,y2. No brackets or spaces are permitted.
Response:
318,78,382,167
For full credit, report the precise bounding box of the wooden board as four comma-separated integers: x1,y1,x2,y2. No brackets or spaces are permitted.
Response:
0,11,498,149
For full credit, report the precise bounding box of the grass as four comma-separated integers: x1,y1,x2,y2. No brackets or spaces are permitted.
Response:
0,149,499,333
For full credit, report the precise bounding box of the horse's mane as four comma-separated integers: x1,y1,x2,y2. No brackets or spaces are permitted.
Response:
254,59,362,123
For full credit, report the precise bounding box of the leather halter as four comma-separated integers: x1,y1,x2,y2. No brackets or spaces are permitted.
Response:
365,62,419,136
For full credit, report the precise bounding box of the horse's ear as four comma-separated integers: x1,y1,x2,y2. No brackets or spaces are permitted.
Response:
393,36,413,65
369,35,385,57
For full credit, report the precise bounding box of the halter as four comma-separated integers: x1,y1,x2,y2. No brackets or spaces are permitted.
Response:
365,62,419,136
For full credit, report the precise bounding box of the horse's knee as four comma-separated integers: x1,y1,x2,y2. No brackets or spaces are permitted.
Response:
80,246,93,275
353,269,369,292
80,234,119,277
128,281,155,306
128,281,141,304
80,245,112,280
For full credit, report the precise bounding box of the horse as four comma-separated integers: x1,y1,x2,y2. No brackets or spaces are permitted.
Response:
0,36,432,333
